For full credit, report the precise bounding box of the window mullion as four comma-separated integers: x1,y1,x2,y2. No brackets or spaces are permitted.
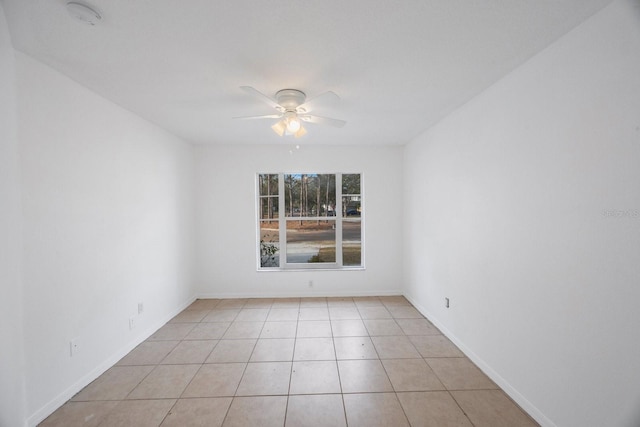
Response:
335,173,343,267
256,175,261,269
278,173,286,267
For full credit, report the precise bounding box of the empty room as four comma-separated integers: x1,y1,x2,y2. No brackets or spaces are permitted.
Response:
1,1,639,426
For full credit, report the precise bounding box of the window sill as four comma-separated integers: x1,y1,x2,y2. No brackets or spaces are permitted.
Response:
257,266,365,272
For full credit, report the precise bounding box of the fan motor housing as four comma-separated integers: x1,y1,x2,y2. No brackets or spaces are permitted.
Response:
275,89,306,110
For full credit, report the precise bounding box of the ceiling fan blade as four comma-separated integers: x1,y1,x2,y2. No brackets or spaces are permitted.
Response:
239,86,282,111
299,114,346,128
298,91,340,111
233,114,282,120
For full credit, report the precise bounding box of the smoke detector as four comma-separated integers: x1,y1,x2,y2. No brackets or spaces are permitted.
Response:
66,2,102,26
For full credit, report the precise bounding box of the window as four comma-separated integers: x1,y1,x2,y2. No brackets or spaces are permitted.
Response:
257,173,363,270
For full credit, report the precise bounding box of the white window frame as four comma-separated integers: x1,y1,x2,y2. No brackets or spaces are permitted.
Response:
256,172,365,271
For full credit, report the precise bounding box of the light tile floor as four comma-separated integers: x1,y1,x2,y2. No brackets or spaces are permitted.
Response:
40,296,539,426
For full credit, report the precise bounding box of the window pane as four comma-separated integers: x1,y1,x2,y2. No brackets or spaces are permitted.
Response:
343,219,361,266
342,196,361,217
285,174,336,217
260,221,279,267
259,174,279,196
342,174,360,195
286,220,336,263
259,196,278,219
342,174,361,217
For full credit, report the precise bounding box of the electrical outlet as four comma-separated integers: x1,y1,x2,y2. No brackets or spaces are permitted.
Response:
308,280,314,288
129,317,136,330
138,302,144,315
70,337,80,357
445,297,450,308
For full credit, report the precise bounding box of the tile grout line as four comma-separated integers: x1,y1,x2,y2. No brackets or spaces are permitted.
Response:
328,311,350,427
283,303,300,427
126,300,219,426
220,299,259,426
169,300,223,424
358,299,413,427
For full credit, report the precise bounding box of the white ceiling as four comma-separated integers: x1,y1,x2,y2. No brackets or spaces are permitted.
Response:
2,0,613,146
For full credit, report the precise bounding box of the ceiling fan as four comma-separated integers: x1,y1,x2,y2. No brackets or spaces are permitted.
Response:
234,86,346,138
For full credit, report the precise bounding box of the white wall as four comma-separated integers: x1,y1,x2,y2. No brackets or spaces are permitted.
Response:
16,53,196,425
195,144,403,297
403,1,640,426
0,4,27,427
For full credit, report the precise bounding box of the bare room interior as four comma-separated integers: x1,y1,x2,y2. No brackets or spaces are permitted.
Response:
1,1,639,426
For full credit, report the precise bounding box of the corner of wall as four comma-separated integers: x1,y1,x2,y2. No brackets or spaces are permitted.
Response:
0,3,28,426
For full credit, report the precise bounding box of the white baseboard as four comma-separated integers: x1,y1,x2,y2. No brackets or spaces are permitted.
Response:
195,289,403,299
403,294,555,427
26,295,197,427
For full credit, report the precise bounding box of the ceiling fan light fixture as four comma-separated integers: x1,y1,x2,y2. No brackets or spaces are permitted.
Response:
286,115,301,133
294,126,307,138
271,120,287,137
237,86,345,139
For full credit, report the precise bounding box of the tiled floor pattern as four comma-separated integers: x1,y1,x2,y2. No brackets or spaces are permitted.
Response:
41,296,539,426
